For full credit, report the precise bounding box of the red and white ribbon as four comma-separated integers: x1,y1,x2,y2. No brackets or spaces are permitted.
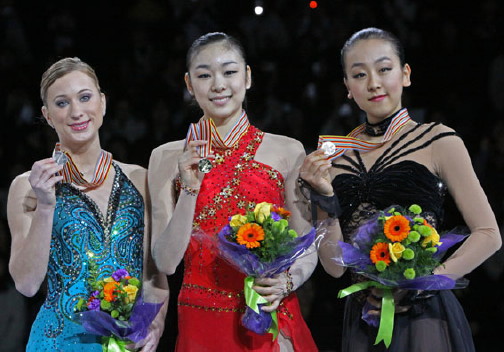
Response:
185,110,250,155
54,143,113,189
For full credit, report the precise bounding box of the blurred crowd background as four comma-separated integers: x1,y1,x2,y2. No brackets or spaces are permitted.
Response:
0,0,503,351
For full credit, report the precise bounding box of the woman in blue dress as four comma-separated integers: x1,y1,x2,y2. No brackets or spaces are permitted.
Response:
7,57,168,351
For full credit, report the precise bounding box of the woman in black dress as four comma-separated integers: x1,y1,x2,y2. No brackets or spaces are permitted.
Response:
299,27,501,352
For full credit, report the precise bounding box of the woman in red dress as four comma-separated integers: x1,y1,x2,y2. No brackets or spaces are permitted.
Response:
148,32,318,351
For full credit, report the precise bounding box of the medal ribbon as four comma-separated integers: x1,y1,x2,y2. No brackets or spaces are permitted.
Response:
54,143,113,189
318,108,411,161
185,110,250,156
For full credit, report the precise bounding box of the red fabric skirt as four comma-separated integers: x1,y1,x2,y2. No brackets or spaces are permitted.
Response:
176,284,318,351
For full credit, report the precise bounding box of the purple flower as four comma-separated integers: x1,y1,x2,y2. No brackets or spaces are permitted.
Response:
91,290,100,297
270,212,282,221
112,269,129,281
87,298,101,311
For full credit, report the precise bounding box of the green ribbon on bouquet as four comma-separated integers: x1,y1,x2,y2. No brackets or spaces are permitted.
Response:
244,276,279,340
101,336,130,352
338,280,395,348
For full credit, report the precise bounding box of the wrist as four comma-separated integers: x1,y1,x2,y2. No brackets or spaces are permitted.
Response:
177,175,200,196
282,270,294,297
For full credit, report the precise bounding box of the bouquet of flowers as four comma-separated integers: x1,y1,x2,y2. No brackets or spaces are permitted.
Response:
75,258,163,351
334,204,468,347
217,202,316,339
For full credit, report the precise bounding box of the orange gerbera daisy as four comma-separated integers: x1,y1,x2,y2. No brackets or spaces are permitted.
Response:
273,207,291,218
236,223,265,249
369,242,391,265
103,281,120,302
383,215,410,242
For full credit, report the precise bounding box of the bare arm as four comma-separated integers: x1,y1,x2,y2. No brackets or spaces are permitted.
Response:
8,159,63,297
149,141,205,275
282,141,319,290
121,163,169,352
432,129,501,277
254,137,319,311
299,149,346,278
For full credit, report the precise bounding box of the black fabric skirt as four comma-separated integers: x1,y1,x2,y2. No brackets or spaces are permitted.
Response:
341,290,475,352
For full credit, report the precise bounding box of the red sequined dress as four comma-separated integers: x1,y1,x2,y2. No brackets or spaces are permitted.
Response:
175,125,317,351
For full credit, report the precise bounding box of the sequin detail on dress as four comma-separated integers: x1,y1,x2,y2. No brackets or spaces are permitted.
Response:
176,125,317,351
26,163,144,352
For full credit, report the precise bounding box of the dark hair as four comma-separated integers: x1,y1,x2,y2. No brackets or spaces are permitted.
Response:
341,27,405,78
40,57,101,105
186,32,247,71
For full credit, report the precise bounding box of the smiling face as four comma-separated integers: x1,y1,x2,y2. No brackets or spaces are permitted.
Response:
42,70,106,148
343,38,411,123
185,41,251,124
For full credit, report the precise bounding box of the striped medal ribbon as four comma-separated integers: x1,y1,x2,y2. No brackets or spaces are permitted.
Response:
185,110,250,172
318,108,411,161
53,143,113,189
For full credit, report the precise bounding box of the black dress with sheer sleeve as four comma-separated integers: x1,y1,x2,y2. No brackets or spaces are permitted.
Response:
332,122,475,352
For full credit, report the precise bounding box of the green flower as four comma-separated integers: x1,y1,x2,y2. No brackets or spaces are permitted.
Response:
418,225,432,237
403,268,416,279
425,247,438,254
408,204,422,215
100,300,112,311
402,248,415,260
127,277,140,287
288,229,298,238
413,216,424,224
408,231,421,242
272,219,288,234
375,260,388,272
111,310,119,318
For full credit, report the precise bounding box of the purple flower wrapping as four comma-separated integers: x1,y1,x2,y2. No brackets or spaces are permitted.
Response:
76,295,163,343
241,304,273,335
217,227,316,334
334,219,469,328
217,227,316,277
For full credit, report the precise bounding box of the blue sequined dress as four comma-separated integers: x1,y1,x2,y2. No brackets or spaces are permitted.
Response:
26,163,144,351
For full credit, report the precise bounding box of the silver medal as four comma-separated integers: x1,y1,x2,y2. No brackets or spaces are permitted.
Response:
320,141,336,156
52,150,69,165
198,158,213,173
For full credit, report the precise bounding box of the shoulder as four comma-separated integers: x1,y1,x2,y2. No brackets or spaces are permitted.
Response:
8,171,31,194
262,133,305,155
151,140,186,158
149,140,185,169
148,140,184,192
114,160,145,177
7,171,36,211
414,121,457,135
114,161,147,195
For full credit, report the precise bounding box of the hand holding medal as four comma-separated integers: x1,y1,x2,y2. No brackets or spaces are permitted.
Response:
185,119,215,174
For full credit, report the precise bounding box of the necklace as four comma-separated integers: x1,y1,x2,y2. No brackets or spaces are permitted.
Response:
364,114,395,136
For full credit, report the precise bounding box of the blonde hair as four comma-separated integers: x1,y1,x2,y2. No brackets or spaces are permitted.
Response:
40,57,101,105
